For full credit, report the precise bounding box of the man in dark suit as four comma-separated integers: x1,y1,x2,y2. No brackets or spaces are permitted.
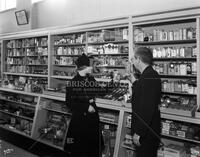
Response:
130,47,161,157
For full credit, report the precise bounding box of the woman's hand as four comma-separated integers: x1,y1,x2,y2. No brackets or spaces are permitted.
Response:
133,133,141,146
88,105,95,113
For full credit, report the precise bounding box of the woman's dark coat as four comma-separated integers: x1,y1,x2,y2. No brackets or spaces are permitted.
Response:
64,73,108,156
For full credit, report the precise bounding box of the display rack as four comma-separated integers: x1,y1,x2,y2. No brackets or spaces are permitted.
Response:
49,24,129,89
1,32,49,94
128,9,200,157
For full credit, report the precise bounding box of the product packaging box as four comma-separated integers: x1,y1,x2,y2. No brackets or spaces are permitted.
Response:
164,144,186,157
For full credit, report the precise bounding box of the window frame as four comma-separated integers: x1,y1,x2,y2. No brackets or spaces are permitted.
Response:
0,0,16,12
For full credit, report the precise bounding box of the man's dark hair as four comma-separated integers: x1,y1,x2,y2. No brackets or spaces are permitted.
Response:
135,47,153,65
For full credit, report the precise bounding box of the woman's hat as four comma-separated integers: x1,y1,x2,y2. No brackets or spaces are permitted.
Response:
75,53,90,68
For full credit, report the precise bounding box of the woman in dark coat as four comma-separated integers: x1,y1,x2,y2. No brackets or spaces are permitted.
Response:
64,54,108,157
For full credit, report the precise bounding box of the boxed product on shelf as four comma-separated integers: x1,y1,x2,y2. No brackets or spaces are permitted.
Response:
160,95,197,117
134,26,196,42
157,148,164,157
99,110,119,124
164,144,187,157
126,115,132,128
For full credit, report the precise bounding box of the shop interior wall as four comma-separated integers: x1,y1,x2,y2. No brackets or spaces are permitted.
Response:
0,0,200,34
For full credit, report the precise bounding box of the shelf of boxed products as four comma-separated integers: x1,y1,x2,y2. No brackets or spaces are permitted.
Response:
123,107,200,125
0,87,40,97
87,39,128,45
162,91,196,96
0,98,36,108
162,133,200,144
54,43,86,47
50,74,131,89
90,53,128,56
161,119,200,144
51,75,73,80
53,64,76,67
161,113,200,125
3,72,48,78
133,18,196,43
158,74,196,78
0,76,47,94
134,39,196,45
87,27,128,44
5,37,48,78
53,33,86,69
153,57,196,61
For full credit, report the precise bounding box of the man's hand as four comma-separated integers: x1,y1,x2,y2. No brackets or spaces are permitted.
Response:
133,133,141,146
89,99,95,103
127,73,136,83
88,105,95,113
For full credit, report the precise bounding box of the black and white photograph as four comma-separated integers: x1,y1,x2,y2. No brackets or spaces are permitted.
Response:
0,0,200,157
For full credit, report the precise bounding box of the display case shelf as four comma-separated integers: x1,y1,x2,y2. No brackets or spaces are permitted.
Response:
0,98,36,108
153,57,196,61
53,54,81,57
7,56,25,58
0,87,40,97
27,55,48,57
90,53,128,56
27,64,48,66
42,107,72,116
51,75,73,79
0,110,33,121
99,119,118,125
159,74,196,78
54,43,85,47
134,39,196,45
22,46,36,48
162,91,196,96
87,40,128,45
37,139,64,150
162,133,200,144
53,64,76,67
161,113,200,125
96,65,125,69
121,142,135,151
3,72,48,77
0,125,31,138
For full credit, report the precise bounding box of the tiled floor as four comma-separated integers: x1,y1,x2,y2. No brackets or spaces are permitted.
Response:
0,140,39,157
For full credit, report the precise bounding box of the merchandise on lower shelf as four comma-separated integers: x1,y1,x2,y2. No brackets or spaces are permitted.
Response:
1,76,47,93
101,123,117,157
161,119,200,141
161,79,197,94
160,95,197,117
38,112,70,147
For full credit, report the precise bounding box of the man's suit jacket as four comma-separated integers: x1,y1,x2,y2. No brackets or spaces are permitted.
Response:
131,66,161,144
